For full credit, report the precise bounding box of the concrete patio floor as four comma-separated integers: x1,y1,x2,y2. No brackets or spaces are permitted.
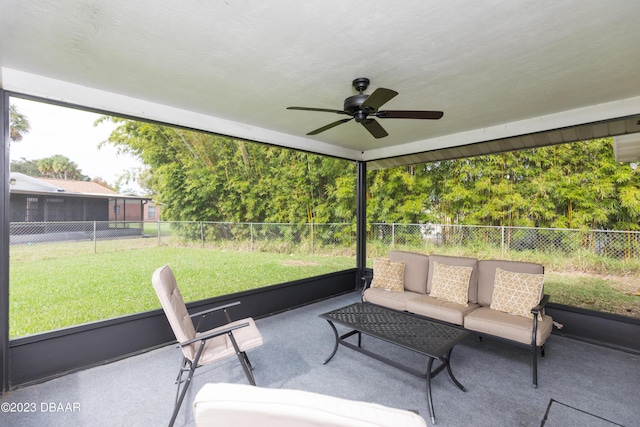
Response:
1,291,638,426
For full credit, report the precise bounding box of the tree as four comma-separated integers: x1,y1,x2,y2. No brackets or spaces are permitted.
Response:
98,117,354,223
10,157,40,175
9,104,31,142
37,155,87,180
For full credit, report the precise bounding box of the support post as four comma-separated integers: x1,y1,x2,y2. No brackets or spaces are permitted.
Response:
0,90,10,394
356,161,367,290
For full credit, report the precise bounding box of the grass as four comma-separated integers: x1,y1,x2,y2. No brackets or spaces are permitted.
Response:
544,272,640,317
9,238,640,338
9,244,355,338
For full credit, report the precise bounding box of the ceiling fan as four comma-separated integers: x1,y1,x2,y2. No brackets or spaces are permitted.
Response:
287,77,443,139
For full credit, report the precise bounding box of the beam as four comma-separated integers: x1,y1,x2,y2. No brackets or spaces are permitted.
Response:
356,161,367,288
0,89,10,394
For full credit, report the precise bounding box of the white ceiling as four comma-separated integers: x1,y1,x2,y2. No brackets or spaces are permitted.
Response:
2,0,640,166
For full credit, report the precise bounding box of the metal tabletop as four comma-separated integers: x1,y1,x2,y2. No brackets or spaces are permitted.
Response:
320,302,469,358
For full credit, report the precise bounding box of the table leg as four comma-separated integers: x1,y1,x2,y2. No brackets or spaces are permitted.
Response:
323,320,339,365
445,348,465,391
425,357,436,424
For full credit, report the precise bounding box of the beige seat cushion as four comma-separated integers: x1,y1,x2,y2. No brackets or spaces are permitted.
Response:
197,318,264,365
407,295,479,326
193,383,428,427
389,251,429,294
362,287,420,312
370,258,405,292
464,307,553,346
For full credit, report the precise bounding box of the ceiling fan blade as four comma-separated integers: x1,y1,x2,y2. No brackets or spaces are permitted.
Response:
287,106,349,115
307,118,353,135
376,110,444,119
361,119,388,139
360,88,398,113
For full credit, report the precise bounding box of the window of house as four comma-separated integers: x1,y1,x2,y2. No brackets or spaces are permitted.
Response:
148,206,155,219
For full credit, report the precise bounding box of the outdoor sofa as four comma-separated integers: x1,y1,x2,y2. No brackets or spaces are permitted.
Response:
362,251,553,387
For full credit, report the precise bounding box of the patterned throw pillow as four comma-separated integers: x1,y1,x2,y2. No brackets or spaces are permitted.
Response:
370,258,405,292
490,268,545,320
429,262,472,306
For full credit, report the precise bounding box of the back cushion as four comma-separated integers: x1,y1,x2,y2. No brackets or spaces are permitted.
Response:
389,251,429,294
477,260,544,306
427,255,478,303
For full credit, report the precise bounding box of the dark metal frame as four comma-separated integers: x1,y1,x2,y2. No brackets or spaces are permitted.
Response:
1,89,10,393
320,302,469,424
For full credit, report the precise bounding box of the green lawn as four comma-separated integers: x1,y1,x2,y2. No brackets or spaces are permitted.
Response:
9,245,355,338
9,240,640,339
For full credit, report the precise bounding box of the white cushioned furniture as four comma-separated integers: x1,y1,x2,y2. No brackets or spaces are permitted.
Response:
363,251,552,387
193,383,427,427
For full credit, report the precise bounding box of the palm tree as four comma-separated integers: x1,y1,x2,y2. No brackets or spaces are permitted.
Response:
9,104,31,142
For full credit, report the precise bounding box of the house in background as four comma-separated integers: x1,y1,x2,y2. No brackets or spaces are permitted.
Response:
9,172,151,241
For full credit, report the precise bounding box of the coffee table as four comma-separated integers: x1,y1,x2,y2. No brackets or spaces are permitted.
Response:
319,302,469,424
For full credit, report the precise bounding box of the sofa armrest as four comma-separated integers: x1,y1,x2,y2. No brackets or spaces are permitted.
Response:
531,294,550,316
360,272,373,300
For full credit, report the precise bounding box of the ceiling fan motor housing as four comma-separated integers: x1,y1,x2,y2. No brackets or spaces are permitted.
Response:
344,94,370,117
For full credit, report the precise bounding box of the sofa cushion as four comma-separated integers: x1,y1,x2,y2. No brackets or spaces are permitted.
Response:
463,307,553,346
429,262,472,306
370,258,405,292
477,260,543,307
362,288,420,312
490,268,545,320
389,251,429,294
193,383,428,427
407,295,479,326
427,255,479,303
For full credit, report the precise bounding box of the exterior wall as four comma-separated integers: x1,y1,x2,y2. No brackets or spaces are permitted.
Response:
108,199,144,221
143,202,160,221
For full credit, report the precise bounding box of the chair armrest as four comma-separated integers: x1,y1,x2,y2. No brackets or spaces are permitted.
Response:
178,321,250,347
531,294,550,315
190,301,241,319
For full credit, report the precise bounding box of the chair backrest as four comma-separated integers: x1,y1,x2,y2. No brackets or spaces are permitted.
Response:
152,265,197,360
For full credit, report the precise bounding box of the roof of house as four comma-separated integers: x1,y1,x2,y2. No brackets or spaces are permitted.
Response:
37,177,118,195
9,173,148,200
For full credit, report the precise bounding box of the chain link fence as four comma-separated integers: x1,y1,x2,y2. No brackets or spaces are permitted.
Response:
368,223,640,261
8,220,640,261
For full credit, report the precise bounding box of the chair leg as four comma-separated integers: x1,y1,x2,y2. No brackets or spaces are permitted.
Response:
228,332,256,386
169,343,207,427
242,351,254,370
169,360,196,427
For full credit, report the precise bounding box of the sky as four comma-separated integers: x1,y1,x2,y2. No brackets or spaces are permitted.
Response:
9,97,144,193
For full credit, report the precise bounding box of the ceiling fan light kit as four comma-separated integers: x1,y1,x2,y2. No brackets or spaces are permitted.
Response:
287,77,443,138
